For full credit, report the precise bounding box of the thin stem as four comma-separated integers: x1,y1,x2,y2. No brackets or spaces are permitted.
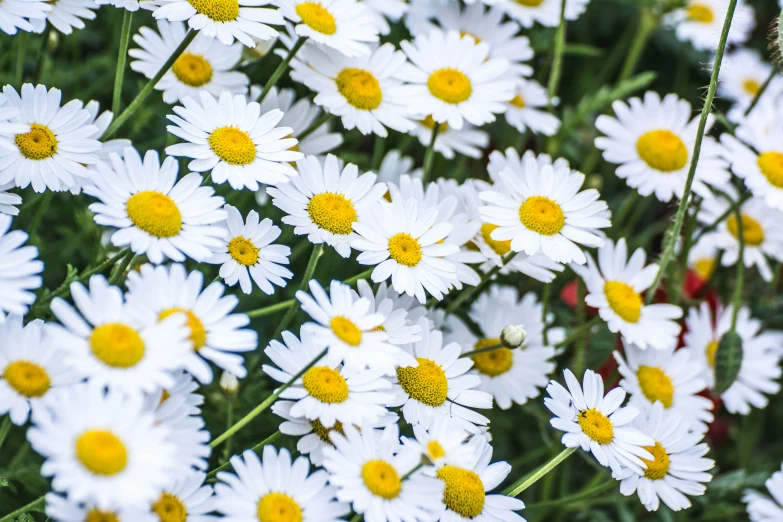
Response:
571,279,588,376
0,416,12,453
421,123,440,183
445,252,515,314
460,342,502,358
14,33,27,85
555,316,601,349
112,10,134,116
730,202,744,331
524,479,616,509
617,8,656,82
645,0,738,304
0,497,45,522
209,348,327,448
108,249,135,286
547,0,568,110
297,111,332,142
34,24,52,84
222,397,235,463
504,447,577,497
272,244,323,340
744,67,778,117
692,191,751,244
670,198,701,305
256,37,307,104
28,190,53,241
207,430,282,479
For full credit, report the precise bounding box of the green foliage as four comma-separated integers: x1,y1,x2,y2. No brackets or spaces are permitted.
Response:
714,331,743,394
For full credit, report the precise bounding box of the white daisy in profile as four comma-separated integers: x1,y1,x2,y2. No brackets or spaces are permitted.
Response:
595,91,730,202
401,416,474,468
0,0,49,35
412,117,489,160
166,91,302,190
500,0,589,27
48,275,192,396
215,446,350,522
85,147,226,264
45,494,156,522
619,402,714,512
665,0,755,51
683,302,783,415
0,84,101,193
614,341,714,433
125,263,258,383
268,154,386,258
574,238,683,350
721,121,783,212
399,30,514,129
130,20,249,105
376,150,415,186
0,317,78,425
163,414,212,472
143,369,204,423
150,470,216,522
208,204,292,295
0,182,21,215
744,465,783,521
0,215,43,321
353,279,422,346
686,237,719,284
153,0,282,47
277,0,378,57
290,42,416,137
27,382,178,509
323,423,444,522
545,368,655,478
363,0,406,35
718,49,780,107
29,0,97,35
505,79,560,136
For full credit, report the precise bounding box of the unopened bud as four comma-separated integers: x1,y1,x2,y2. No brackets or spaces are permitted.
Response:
220,371,239,395
500,325,527,349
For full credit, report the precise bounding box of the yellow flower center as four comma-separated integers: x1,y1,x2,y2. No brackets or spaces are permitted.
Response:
422,115,448,132
209,127,257,166
510,94,526,108
726,213,765,247
436,465,485,518
636,130,688,172
706,339,719,368
171,53,213,87
471,338,513,377
743,78,761,96
152,493,187,522
306,192,357,235
3,360,50,398
310,419,345,443
427,440,446,461
158,308,206,350
428,68,473,105
160,389,171,404
302,366,349,403
519,196,565,236
75,430,128,475
362,460,401,499
396,357,448,407
480,223,511,256
14,123,58,160
459,31,481,43
388,232,422,267
258,492,303,522
126,191,182,238
636,365,674,408
89,323,145,368
757,151,783,189
687,3,714,23
228,236,260,266
329,315,362,346
641,442,670,481
577,408,614,445
604,281,642,323
296,1,336,34
693,257,715,280
336,68,383,111
514,0,545,5
186,0,238,22
86,509,120,522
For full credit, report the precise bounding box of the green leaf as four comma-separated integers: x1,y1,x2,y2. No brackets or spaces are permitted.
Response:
0,476,7,487
714,331,743,394
15,514,36,522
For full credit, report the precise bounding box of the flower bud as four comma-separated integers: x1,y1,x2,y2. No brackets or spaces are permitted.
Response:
219,371,239,395
500,324,527,349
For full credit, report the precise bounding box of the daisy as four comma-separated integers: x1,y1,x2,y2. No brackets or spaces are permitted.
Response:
290,42,416,137
412,117,489,160
399,30,514,129
143,369,204,423
500,0,590,28
619,402,715,512
268,154,386,258
166,91,302,190
721,121,783,212
595,91,731,202
153,0,283,47
96,0,158,11
0,215,43,321
0,182,21,215
363,0,407,35
85,146,227,264
0,0,49,35
614,341,714,433
215,446,350,522
129,20,249,105
125,263,258,383
744,465,783,521
665,0,755,51
322,423,444,522
163,414,212,472
683,302,783,415
0,317,78,425
505,79,560,136
29,0,97,34
0,84,101,193
376,150,415,186
45,494,156,522
353,279,422,346
544,368,655,478
27,382,179,510
48,275,192,396
401,416,474,468
150,470,216,522
718,49,781,107
478,152,611,265
277,0,379,58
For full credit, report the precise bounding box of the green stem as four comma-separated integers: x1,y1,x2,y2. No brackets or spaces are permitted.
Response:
222,398,235,462
108,249,135,286
611,192,638,235
645,0,738,304
256,37,307,104
460,342,502,358
207,430,282,479
34,24,52,84
297,111,332,142
14,33,27,85
730,202,744,331
555,316,601,350
0,417,11,453
504,447,577,497
571,279,588,375
0,497,45,522
112,10,134,117
547,0,568,110
744,67,778,117
272,244,323,340
445,252,515,314
28,191,53,241
691,191,751,244
670,198,701,305
617,8,657,82
421,123,440,183
524,479,616,509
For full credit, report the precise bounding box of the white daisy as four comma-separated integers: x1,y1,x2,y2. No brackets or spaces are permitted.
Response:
143,369,204,423
29,0,97,34
595,91,731,202
353,279,422,346
505,79,560,136
401,416,474,468
721,121,783,212
150,470,216,522
363,0,406,35
412,117,489,160
163,414,212,472
96,0,158,11
718,49,780,107
130,20,249,105
0,215,43,321
500,0,590,28
0,182,21,215
545,368,655,478
45,494,156,522
665,0,755,51
744,464,783,522
376,150,415,186
0,0,49,35
85,146,227,264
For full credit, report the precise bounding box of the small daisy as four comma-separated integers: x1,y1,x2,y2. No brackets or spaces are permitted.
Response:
29,0,97,34
0,84,101,193
718,49,780,107
164,414,212,472
573,238,683,351
125,263,258,383
665,0,755,51
0,182,21,215
27,382,179,510
166,91,302,190
376,150,415,186
268,154,386,258
505,79,560,136
323,423,444,522
412,117,489,160
150,470,216,522
721,122,783,212
363,0,406,35
85,147,227,264
595,91,730,202
401,416,474,468
143,369,204,423
215,446,350,522
46,494,156,522
353,279,422,346
153,0,283,47
0,215,43,321
0,0,49,35
399,30,514,129
500,0,589,28
130,20,249,105
619,402,715,512
277,0,379,57
686,237,719,283
744,464,783,521
545,368,655,478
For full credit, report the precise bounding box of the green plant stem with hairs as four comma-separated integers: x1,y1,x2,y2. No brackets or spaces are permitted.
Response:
0,417,11,453
730,203,745,331
617,8,657,82
547,0,568,110
744,67,778,117
504,447,577,497
112,10,133,116
445,252,515,314
0,497,44,522
108,249,135,285
271,243,323,341
34,24,52,83
691,191,751,244
421,124,440,183
256,37,308,104
14,33,27,85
